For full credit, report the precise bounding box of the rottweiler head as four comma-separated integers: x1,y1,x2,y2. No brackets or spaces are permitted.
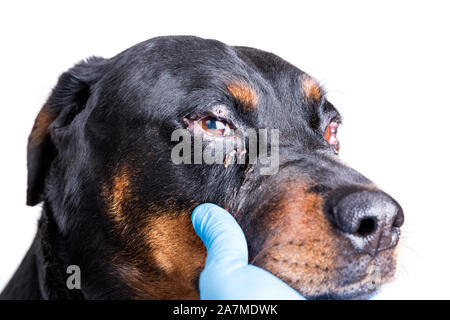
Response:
27,36,403,299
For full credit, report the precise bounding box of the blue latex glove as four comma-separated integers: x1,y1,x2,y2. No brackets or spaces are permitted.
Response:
191,203,305,300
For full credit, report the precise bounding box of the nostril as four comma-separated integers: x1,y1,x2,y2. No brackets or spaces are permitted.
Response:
392,219,400,228
356,217,377,237
393,208,405,228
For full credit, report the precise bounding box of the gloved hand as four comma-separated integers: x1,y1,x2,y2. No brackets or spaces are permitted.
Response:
191,203,305,300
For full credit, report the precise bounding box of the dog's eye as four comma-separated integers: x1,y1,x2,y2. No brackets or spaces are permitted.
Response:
199,118,232,136
324,121,339,153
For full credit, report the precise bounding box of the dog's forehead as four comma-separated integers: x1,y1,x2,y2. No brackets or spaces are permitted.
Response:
103,36,330,128
116,36,250,76
112,36,305,93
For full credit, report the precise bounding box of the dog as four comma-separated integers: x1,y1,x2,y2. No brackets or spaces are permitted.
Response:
0,36,404,299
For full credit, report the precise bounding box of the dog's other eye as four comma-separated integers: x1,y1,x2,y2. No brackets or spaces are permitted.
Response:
324,121,339,153
200,118,232,136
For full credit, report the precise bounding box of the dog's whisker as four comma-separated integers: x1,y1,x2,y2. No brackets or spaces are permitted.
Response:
400,263,408,277
401,244,417,255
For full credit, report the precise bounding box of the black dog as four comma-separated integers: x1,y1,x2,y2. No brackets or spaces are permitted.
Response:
1,36,403,299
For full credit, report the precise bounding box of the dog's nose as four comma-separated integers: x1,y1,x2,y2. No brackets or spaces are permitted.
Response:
326,187,404,256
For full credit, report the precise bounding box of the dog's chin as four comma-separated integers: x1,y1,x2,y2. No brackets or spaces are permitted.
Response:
307,290,378,300
303,282,381,300
272,251,398,300
300,267,395,300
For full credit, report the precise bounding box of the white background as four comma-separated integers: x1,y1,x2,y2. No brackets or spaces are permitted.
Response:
0,0,449,299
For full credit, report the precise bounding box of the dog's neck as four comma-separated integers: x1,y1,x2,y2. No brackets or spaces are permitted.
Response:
2,201,205,300
0,205,84,300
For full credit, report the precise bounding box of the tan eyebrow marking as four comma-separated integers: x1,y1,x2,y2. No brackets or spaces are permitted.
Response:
302,76,323,102
226,81,259,112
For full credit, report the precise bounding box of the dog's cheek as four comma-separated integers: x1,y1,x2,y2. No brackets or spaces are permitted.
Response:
120,214,207,300
102,165,207,299
109,213,206,300
146,214,207,281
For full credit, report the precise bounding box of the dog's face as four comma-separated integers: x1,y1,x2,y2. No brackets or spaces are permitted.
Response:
27,36,403,299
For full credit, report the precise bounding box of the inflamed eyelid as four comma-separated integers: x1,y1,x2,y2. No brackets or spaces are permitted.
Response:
184,116,234,137
200,118,232,136
324,121,340,153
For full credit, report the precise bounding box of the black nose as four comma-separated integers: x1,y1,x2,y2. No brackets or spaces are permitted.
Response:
325,187,404,256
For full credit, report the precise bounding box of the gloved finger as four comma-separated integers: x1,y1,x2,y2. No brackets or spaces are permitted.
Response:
200,264,305,300
192,203,247,268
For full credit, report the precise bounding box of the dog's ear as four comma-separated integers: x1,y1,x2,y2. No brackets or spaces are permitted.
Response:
27,57,106,206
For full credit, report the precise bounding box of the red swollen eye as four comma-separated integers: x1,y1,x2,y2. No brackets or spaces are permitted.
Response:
324,121,340,153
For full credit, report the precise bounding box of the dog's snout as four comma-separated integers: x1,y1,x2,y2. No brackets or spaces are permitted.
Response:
326,187,404,256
